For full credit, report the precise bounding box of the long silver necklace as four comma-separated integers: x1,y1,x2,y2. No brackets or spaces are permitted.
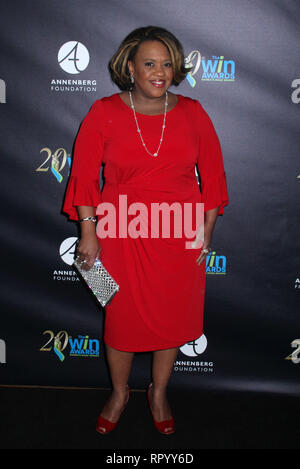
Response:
128,90,168,157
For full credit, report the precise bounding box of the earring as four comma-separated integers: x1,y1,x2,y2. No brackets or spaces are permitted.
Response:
129,74,135,91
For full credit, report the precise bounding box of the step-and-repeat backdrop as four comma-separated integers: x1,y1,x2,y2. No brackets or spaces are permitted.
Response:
1,0,299,394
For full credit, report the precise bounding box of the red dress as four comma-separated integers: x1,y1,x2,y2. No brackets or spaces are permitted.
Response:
63,93,228,352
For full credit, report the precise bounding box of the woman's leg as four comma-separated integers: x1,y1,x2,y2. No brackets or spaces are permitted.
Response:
150,347,179,421
100,344,134,422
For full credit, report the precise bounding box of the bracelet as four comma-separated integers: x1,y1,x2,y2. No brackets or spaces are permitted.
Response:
79,216,97,223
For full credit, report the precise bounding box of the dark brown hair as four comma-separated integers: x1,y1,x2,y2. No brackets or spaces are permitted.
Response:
108,26,191,90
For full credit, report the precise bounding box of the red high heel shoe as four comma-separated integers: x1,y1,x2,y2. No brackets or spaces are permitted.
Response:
147,382,175,435
96,385,130,435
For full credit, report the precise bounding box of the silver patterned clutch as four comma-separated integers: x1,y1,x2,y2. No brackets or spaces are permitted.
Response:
73,257,120,307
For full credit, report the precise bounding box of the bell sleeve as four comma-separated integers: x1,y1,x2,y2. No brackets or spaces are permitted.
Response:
62,100,105,221
195,100,229,215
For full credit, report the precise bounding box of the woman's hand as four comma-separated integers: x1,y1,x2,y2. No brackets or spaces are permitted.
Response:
196,233,212,266
76,232,101,270
195,206,219,266
75,206,101,270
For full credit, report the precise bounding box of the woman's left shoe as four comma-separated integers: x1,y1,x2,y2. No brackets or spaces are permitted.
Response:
96,385,130,435
147,382,175,435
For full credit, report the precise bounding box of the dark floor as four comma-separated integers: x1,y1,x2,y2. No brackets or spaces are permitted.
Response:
0,386,299,450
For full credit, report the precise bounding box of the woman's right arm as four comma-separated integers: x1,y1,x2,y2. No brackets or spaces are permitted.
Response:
62,100,106,268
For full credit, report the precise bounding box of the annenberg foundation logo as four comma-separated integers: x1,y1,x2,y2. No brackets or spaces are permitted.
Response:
174,334,214,374
52,237,79,282
180,334,207,356
50,41,97,93
58,41,90,74
0,79,6,103
185,50,235,87
60,237,78,265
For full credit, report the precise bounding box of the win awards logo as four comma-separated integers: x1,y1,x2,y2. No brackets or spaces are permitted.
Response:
185,50,235,87
206,251,227,274
40,330,100,361
201,55,235,82
36,147,71,183
285,339,300,364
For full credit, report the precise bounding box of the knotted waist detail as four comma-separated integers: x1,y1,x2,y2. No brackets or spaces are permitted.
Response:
104,179,200,197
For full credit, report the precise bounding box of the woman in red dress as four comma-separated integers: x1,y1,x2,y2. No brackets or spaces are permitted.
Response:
63,26,228,435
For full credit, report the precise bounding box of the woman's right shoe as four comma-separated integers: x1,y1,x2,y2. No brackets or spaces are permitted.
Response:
147,382,175,435
96,385,130,435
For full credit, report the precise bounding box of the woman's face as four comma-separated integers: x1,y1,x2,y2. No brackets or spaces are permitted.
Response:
128,40,174,99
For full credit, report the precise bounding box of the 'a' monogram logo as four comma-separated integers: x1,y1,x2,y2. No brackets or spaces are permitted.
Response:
58,41,90,74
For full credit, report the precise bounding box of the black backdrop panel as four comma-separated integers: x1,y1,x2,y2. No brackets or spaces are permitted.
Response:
0,0,299,394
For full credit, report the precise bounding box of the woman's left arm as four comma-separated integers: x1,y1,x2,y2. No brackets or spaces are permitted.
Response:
194,100,229,266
